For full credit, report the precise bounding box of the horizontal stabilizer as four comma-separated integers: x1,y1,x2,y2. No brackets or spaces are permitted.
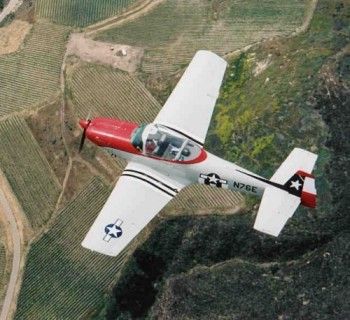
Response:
271,148,317,184
254,187,300,236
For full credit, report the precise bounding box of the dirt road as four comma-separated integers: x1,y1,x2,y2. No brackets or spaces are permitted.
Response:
0,189,21,320
0,0,23,24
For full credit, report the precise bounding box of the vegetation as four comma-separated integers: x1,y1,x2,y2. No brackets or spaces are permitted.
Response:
0,22,70,117
0,236,7,305
35,0,137,27
0,0,4,11
96,0,309,75
0,116,61,229
99,0,350,318
15,178,129,319
68,63,161,122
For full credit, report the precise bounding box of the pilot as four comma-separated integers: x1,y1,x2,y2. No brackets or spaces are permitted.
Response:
145,139,158,154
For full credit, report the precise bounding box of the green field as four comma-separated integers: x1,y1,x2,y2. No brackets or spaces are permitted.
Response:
0,116,61,229
68,63,244,212
15,177,129,319
0,237,7,306
35,0,137,27
96,0,309,74
68,63,161,122
0,22,70,117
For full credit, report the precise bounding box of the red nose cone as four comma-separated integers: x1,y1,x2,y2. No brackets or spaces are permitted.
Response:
79,119,89,130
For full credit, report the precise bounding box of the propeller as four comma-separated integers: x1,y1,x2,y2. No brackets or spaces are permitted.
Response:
78,118,91,153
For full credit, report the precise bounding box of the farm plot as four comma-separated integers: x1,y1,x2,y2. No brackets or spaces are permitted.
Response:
35,0,138,27
68,63,161,122
0,116,61,229
0,22,70,117
96,0,309,74
15,177,129,319
0,236,8,306
68,63,244,212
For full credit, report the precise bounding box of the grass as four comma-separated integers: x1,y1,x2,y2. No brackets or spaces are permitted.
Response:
15,177,129,319
35,0,138,27
0,116,61,230
0,22,70,117
96,0,309,75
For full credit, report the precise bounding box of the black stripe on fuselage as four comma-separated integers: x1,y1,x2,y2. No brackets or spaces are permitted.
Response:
123,169,178,194
161,125,204,146
236,169,289,193
121,173,175,198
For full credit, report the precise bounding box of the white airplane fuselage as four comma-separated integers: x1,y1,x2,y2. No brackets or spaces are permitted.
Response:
105,147,267,197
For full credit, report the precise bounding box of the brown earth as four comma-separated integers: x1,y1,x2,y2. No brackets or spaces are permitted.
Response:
0,20,31,55
67,33,144,73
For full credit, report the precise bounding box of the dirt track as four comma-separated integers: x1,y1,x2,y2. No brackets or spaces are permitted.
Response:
0,177,22,320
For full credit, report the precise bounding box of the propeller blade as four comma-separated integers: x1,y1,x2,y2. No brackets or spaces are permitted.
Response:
79,128,86,153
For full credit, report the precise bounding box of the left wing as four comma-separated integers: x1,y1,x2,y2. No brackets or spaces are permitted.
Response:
82,162,186,256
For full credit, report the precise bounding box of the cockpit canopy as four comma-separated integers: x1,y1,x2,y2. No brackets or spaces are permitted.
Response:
131,124,202,162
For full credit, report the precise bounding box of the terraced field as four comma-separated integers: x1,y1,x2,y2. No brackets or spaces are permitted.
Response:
96,0,310,74
68,63,244,212
0,236,7,306
15,178,129,319
68,64,161,122
0,116,61,229
0,22,70,117
35,0,138,27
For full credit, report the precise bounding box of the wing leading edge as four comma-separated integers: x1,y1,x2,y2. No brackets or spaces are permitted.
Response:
154,50,227,145
82,163,186,256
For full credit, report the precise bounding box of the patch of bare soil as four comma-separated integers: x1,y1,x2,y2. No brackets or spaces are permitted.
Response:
0,20,31,55
67,33,144,73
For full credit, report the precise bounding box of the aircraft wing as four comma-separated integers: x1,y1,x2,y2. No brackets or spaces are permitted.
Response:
154,50,227,145
82,162,186,256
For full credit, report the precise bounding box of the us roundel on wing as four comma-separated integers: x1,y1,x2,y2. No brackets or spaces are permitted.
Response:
104,224,123,238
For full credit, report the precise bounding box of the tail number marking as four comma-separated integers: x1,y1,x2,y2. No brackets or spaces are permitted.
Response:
232,181,257,193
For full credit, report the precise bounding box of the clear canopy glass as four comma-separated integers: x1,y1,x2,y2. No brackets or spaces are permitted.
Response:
131,124,202,161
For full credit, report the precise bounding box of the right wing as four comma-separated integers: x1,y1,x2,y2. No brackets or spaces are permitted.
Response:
82,162,186,256
154,50,227,145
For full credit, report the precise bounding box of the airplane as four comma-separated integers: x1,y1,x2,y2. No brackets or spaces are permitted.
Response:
79,50,318,257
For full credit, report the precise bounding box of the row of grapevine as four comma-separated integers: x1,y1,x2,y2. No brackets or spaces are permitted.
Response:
35,0,138,27
0,116,61,229
0,22,70,117
69,63,162,122
68,63,244,211
96,0,308,74
15,177,129,319
0,237,7,306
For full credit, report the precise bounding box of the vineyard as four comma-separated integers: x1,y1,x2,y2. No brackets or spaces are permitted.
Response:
0,22,70,117
96,0,309,74
35,0,138,27
68,63,244,212
68,63,162,122
0,236,7,306
15,178,129,319
0,116,61,230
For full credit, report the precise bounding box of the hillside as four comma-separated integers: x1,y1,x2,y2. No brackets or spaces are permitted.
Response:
97,0,350,319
